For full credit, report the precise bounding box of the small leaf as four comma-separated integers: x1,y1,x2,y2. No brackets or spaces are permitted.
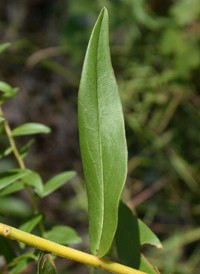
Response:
9,252,37,274
42,171,76,197
0,197,31,216
78,7,127,257
0,146,13,159
45,225,81,245
9,252,37,266
12,123,51,136
0,42,11,54
0,81,18,100
0,181,24,196
20,139,35,158
20,214,43,233
37,253,57,274
23,170,44,197
0,169,29,191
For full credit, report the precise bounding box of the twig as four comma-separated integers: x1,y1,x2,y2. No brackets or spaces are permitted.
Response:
0,223,146,274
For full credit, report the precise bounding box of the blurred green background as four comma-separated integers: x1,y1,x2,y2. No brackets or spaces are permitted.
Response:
0,0,200,273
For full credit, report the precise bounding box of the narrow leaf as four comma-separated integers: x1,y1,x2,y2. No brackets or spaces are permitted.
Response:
20,214,43,233
20,139,35,158
0,169,29,191
78,8,127,257
0,147,13,159
9,253,37,274
12,123,51,136
42,171,76,197
0,81,18,99
0,181,24,196
0,197,31,216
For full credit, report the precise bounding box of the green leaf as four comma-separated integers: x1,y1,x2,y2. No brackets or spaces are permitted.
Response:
0,169,29,191
115,202,161,272
78,8,127,257
12,123,51,136
23,170,44,197
0,81,18,101
9,252,37,266
20,214,43,233
20,139,35,158
0,181,24,196
0,146,13,159
45,225,81,245
9,253,37,274
0,42,11,54
0,197,31,216
37,253,57,274
139,219,162,248
140,255,160,274
42,171,76,197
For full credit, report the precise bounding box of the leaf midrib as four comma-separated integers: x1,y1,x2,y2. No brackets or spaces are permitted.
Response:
95,12,105,252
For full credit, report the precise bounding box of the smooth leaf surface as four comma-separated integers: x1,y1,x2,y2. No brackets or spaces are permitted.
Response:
0,181,24,196
115,202,161,273
23,170,44,197
0,81,18,102
0,147,13,159
78,8,127,257
140,255,160,274
0,197,31,216
12,123,51,136
20,139,35,158
45,225,81,245
0,169,29,191
42,171,76,197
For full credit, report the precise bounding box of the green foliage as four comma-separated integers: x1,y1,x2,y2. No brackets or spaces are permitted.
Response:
12,123,51,136
78,8,127,257
45,225,81,245
42,171,76,197
0,42,81,272
116,202,161,273
37,253,57,274
0,81,18,103
0,0,200,272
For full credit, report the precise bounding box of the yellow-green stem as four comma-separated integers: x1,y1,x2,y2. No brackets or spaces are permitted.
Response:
0,223,146,274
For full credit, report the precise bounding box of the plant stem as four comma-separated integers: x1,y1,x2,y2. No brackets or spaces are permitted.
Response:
4,117,25,169
0,223,146,274
0,106,44,233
